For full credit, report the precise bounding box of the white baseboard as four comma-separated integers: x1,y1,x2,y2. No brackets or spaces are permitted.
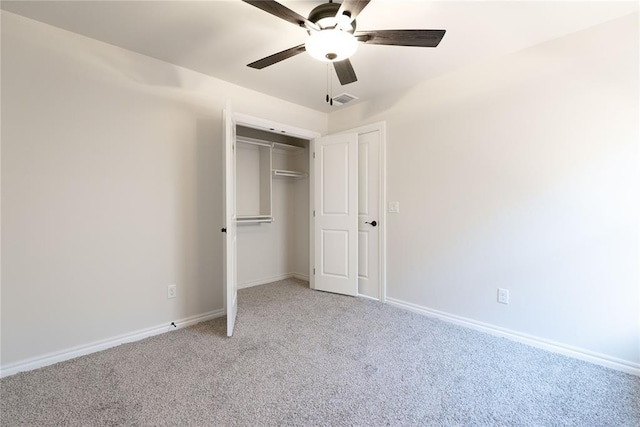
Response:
238,272,309,289
291,272,309,282
358,293,380,302
0,308,225,378
385,297,640,376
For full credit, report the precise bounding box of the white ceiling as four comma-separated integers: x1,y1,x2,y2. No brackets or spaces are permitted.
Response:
2,1,637,113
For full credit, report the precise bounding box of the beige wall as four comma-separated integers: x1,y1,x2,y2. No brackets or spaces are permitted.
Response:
2,9,638,371
0,11,327,367
330,14,639,365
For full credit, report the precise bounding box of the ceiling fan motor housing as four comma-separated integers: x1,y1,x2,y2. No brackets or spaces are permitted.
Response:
308,2,356,33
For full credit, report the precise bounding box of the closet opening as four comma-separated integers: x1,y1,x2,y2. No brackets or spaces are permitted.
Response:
234,125,312,290
224,108,386,337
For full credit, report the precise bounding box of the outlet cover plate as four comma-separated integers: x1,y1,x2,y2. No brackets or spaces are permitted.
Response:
388,202,400,213
497,288,509,304
168,284,177,299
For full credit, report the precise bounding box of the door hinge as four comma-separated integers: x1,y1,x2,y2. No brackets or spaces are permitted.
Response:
313,210,315,217
313,152,316,159
313,268,316,275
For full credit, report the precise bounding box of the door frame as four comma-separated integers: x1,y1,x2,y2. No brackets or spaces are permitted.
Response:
233,113,321,141
227,110,320,293
332,122,387,302
225,111,386,303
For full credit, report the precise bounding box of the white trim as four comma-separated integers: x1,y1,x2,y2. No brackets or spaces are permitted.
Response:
292,272,310,282
0,309,225,378
379,123,387,303
357,293,380,302
386,297,640,376
237,273,309,290
309,138,316,290
234,112,321,140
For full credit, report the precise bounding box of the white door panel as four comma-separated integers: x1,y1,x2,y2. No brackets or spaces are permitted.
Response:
223,106,238,336
357,131,380,299
321,143,350,214
314,133,358,296
358,231,369,278
358,142,370,215
322,230,350,277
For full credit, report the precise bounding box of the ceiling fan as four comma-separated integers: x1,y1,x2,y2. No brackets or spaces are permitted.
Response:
242,0,446,86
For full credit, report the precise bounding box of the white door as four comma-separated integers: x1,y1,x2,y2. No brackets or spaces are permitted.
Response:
313,133,358,296
223,106,238,336
358,131,380,298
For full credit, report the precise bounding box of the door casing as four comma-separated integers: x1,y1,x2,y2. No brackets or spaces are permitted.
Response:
225,110,387,304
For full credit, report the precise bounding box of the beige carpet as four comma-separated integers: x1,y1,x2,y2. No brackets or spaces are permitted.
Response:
2,278,639,425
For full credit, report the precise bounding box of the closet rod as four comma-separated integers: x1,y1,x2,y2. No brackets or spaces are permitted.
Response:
273,169,308,178
236,136,273,148
237,218,273,224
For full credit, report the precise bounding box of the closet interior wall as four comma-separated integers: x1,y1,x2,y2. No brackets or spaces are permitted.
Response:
235,126,310,288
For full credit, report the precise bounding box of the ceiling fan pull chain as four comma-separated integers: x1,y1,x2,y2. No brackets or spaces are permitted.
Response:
326,63,330,103
329,64,333,106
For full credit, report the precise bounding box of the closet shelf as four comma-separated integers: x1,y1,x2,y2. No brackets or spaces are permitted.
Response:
272,169,308,179
236,136,272,147
273,142,304,154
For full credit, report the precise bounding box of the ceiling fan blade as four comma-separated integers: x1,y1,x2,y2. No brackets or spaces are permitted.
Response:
336,0,371,21
248,44,306,69
356,29,446,47
242,0,316,29
333,59,358,85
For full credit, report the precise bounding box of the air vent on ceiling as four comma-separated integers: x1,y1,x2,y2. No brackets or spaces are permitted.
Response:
332,93,358,105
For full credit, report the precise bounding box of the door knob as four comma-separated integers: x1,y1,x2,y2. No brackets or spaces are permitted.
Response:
221,227,227,233
365,220,377,227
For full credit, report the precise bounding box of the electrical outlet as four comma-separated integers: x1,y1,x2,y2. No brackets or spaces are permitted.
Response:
497,288,510,304
388,201,400,213
168,284,177,299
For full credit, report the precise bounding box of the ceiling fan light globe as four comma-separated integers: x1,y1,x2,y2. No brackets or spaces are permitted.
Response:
305,29,358,62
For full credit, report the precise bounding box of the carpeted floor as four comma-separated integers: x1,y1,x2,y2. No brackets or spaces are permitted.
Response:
1,278,639,426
